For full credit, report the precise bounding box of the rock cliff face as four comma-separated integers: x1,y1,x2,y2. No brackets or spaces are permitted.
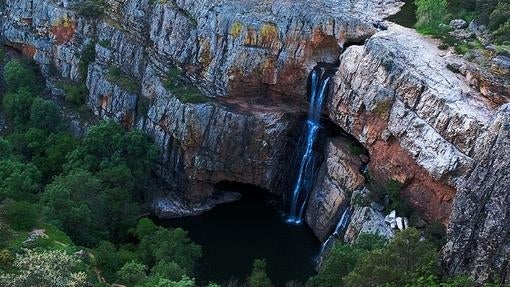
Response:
2,0,509,283
325,24,509,283
0,0,402,205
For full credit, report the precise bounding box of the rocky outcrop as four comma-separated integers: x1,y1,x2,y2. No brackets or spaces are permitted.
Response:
343,188,394,243
442,105,510,283
305,137,365,241
329,24,495,223
329,24,510,282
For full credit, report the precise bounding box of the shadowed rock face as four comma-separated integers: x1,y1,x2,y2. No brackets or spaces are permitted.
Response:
3,0,510,282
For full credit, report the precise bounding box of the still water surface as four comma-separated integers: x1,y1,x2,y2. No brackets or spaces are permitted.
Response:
159,191,321,286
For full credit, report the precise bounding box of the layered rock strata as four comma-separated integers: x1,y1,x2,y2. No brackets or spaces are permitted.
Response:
2,0,509,282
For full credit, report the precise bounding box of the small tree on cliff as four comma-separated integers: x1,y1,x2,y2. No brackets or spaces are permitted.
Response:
247,259,272,287
415,0,448,33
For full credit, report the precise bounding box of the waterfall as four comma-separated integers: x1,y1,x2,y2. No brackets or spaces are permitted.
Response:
287,69,331,224
317,207,352,265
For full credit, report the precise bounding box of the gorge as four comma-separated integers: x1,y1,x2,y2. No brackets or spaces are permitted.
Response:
0,0,509,285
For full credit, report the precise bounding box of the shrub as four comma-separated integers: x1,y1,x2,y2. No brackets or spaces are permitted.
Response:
0,160,41,201
138,227,202,272
0,249,87,287
134,218,158,239
492,20,510,44
415,0,448,34
247,259,272,287
150,260,186,281
162,66,207,104
107,67,140,93
98,39,111,48
424,221,447,249
2,87,36,126
0,224,13,249
116,261,147,286
0,249,13,267
73,0,105,18
344,228,439,287
386,180,413,216
0,138,13,160
137,96,152,117
5,200,39,231
2,60,39,93
308,244,363,287
29,98,62,132
349,142,364,156
62,82,88,106
79,43,96,78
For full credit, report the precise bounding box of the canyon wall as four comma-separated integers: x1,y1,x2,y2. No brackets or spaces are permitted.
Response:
1,0,509,282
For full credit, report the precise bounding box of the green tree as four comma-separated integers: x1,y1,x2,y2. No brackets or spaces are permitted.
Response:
308,234,387,287
308,244,362,287
94,241,122,281
151,260,187,281
139,227,202,272
0,138,13,159
345,228,439,287
5,200,39,231
415,0,448,33
137,276,196,287
138,227,202,272
0,159,41,201
40,170,103,245
35,132,79,181
29,98,62,132
116,261,147,286
134,218,159,239
65,121,158,187
2,87,36,126
2,59,39,93
247,259,272,287
0,249,87,287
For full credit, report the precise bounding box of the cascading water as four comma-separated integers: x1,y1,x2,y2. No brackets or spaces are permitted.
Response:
287,68,331,224
317,206,352,266
320,207,352,251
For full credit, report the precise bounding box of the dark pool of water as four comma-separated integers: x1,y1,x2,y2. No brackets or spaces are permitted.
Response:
388,0,417,28
158,191,321,286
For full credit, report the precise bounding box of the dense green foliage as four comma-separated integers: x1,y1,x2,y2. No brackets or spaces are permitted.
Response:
415,0,510,44
0,249,88,287
385,180,412,217
308,234,387,287
0,58,204,286
61,82,88,106
307,229,469,287
415,0,448,33
345,229,439,287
